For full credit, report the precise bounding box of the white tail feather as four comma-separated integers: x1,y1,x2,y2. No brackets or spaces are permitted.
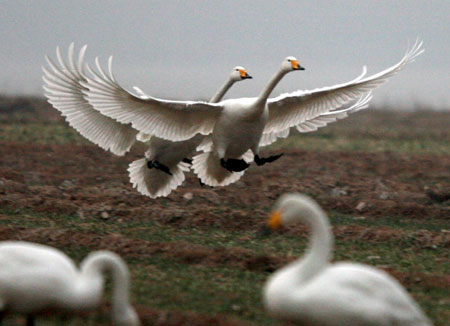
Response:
192,152,246,187
128,158,189,198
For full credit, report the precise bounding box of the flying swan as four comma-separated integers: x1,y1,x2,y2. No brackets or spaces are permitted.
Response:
263,193,433,326
0,241,140,326
126,66,252,198
81,40,423,187
42,44,252,198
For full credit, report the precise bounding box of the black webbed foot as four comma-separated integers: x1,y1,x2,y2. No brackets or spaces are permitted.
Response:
254,153,284,166
147,160,173,175
220,158,250,172
182,158,193,165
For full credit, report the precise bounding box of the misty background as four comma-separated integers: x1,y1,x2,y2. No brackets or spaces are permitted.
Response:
1,1,449,109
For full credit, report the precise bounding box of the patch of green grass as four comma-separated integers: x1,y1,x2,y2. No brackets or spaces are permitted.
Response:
2,208,447,276
268,133,450,154
329,211,449,231
2,121,450,154
0,123,88,145
131,257,281,325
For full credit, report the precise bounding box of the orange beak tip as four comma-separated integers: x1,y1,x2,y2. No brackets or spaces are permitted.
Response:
268,211,282,230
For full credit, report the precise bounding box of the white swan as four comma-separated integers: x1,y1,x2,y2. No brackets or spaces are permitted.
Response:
263,193,433,326
82,40,423,187
0,241,140,326
130,92,371,191
43,44,252,198
127,66,252,198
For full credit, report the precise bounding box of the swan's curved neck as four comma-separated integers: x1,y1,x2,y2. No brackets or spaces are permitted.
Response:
265,203,333,310
81,251,132,314
297,205,333,281
210,78,235,103
256,68,288,105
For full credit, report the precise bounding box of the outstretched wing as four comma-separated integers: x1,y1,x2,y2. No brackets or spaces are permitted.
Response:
259,92,373,147
42,43,138,156
295,92,372,133
82,57,223,142
265,40,424,134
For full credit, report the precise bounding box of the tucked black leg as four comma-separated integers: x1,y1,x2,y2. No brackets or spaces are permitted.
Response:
147,160,173,176
182,158,193,165
220,158,250,172
254,153,284,166
153,161,173,176
26,316,35,326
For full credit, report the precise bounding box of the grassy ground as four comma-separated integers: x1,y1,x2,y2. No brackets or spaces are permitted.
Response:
0,99,449,325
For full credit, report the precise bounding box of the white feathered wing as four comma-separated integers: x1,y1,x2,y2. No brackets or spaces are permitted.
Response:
81,58,223,142
259,92,373,147
264,40,424,135
42,43,138,156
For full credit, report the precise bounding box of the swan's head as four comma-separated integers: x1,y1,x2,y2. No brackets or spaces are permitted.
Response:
230,66,252,81
268,193,322,230
281,56,305,72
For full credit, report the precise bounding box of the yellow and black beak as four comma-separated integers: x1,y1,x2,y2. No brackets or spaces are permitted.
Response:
268,210,282,230
291,60,305,71
240,69,253,79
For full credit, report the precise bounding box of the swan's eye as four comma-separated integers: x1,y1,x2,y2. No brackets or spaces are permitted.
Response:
235,69,239,71
287,59,291,62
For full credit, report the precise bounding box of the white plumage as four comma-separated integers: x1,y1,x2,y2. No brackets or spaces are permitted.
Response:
42,44,138,156
127,141,193,198
0,241,140,325
258,92,372,147
43,44,251,198
126,68,252,198
82,40,423,187
263,193,433,326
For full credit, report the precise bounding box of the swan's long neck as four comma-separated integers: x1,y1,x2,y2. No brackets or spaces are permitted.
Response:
209,78,235,103
80,251,133,317
297,204,333,281
256,68,288,106
264,201,333,315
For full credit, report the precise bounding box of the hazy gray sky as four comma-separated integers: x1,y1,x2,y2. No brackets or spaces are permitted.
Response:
1,1,449,109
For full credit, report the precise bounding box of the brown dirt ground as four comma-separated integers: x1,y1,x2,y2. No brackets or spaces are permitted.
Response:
0,140,448,270
1,142,449,228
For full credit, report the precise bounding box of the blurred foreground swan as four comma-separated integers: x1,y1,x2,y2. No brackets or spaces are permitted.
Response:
263,193,432,326
0,241,140,326
43,44,251,198
82,40,423,187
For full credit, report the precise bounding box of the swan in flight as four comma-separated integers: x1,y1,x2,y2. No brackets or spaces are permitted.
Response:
82,40,423,187
42,44,252,198
263,193,433,326
0,241,139,326
126,66,252,198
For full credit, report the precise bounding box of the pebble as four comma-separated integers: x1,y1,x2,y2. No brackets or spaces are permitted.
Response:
183,192,193,200
355,201,366,212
